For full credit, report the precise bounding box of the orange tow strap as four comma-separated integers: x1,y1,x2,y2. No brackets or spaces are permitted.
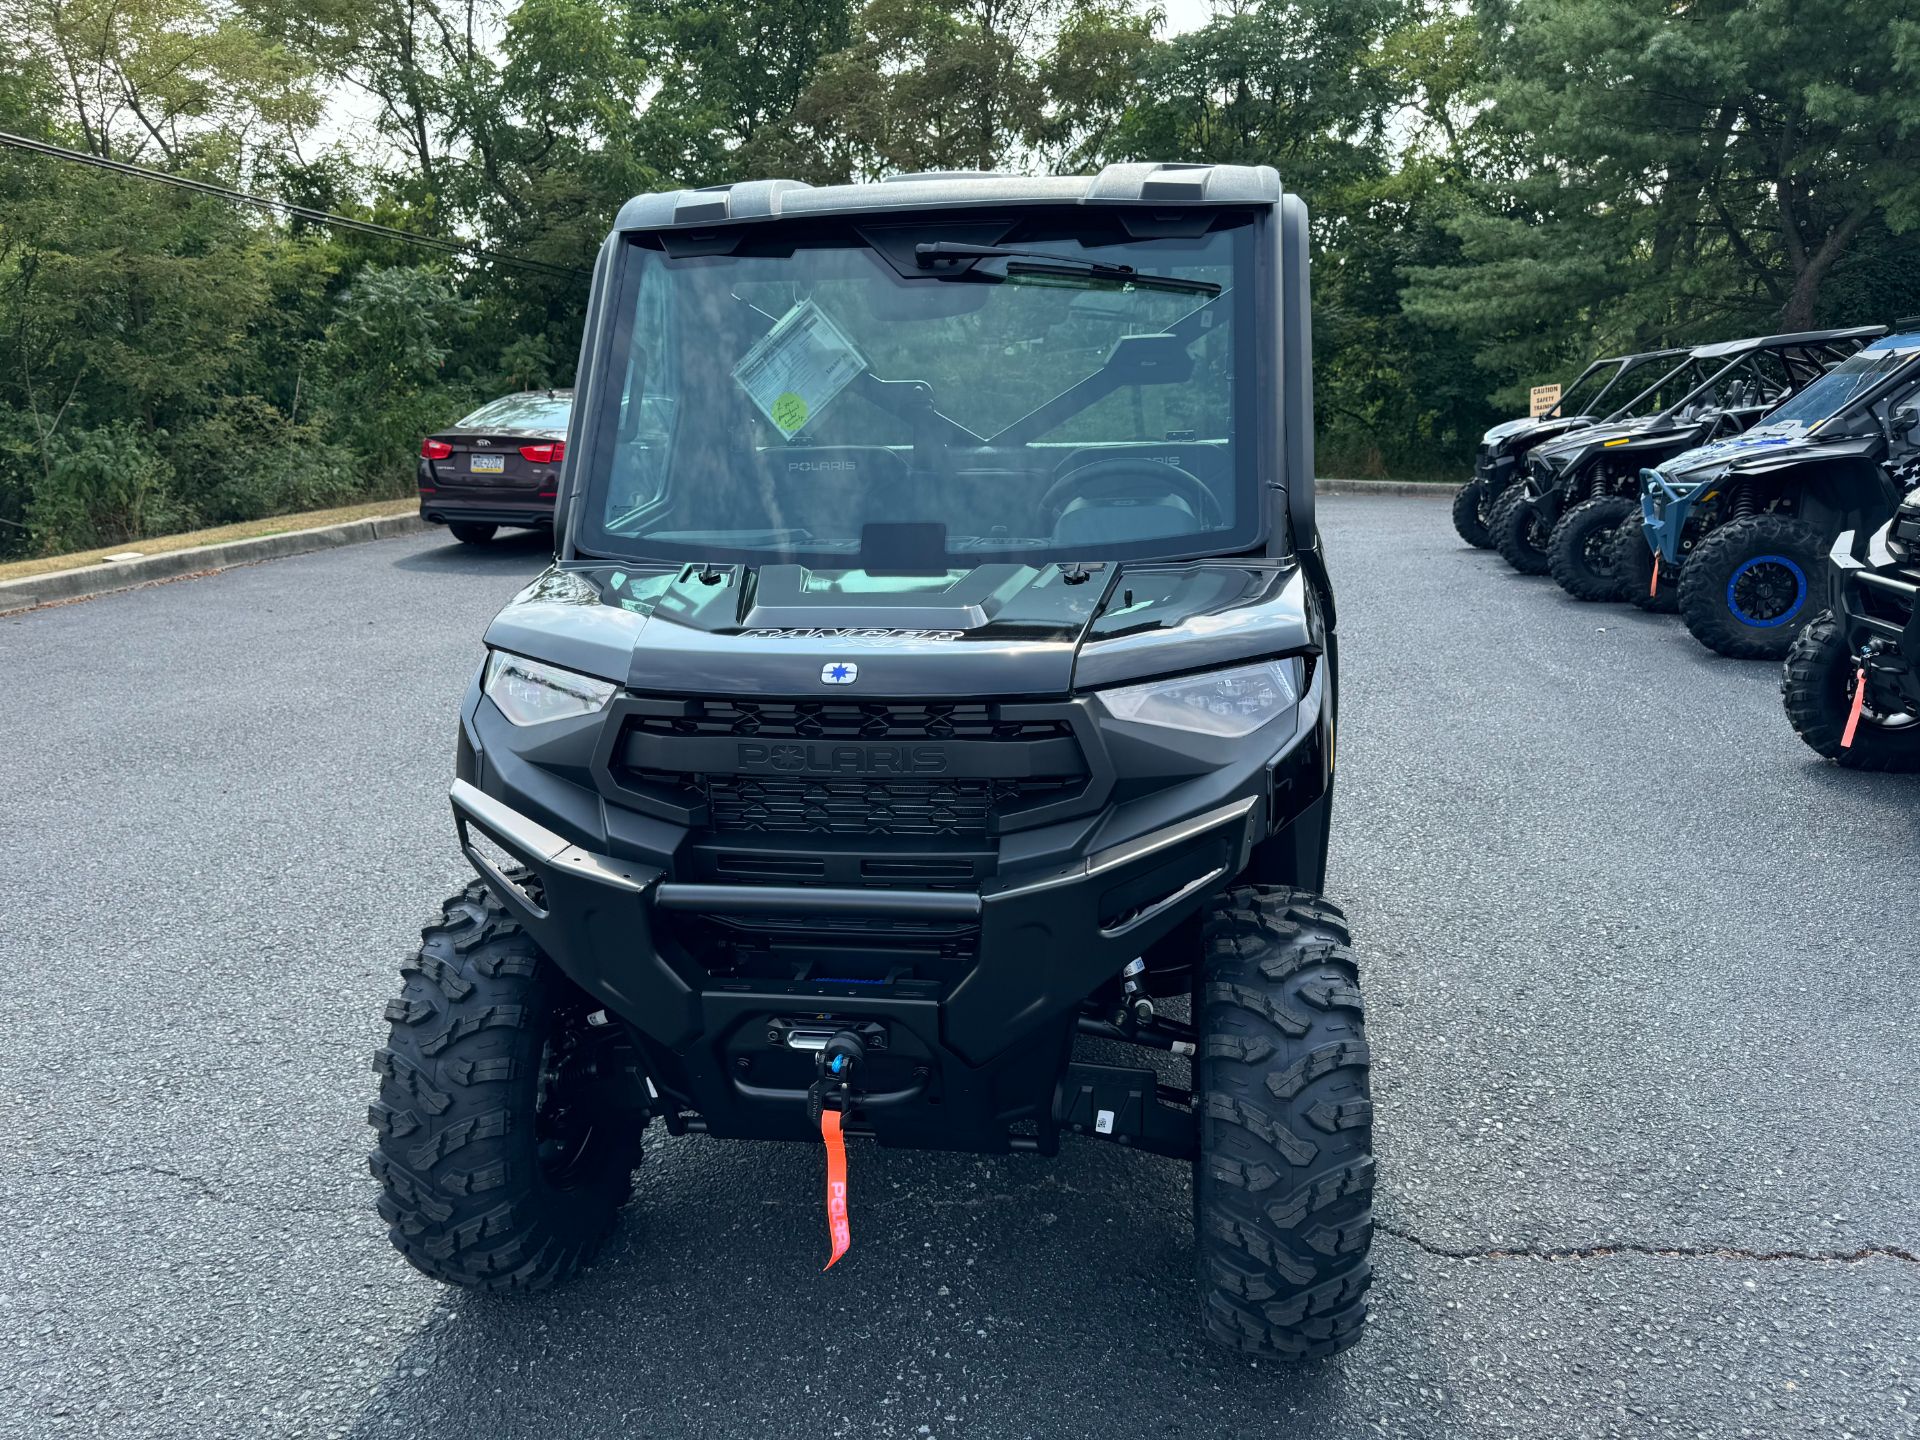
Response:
820,1108,851,1269
1648,558,1660,598
1841,667,1868,750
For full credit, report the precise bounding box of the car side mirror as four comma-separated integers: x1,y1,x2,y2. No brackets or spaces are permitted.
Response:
1892,405,1919,435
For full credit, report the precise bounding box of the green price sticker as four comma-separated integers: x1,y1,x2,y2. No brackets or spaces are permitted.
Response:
770,391,810,432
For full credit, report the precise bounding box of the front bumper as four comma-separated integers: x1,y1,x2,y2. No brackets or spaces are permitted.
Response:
1829,527,1920,708
451,776,1264,1149
1474,451,1518,495
1640,469,1703,566
447,662,1330,1152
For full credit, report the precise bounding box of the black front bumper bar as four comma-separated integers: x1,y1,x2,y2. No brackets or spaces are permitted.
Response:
449,778,1257,1073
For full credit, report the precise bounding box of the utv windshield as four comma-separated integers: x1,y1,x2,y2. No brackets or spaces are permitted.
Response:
1754,336,1920,434
572,214,1260,568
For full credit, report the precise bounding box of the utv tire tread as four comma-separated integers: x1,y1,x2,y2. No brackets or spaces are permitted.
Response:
1781,614,1920,771
1609,520,1679,613
1548,495,1635,602
369,879,644,1292
1195,886,1372,1360
1489,486,1552,575
1677,513,1824,659
1451,480,1493,549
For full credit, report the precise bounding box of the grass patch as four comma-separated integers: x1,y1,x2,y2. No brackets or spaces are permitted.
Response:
0,499,418,584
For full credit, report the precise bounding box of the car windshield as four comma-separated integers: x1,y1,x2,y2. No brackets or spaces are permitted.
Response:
1756,338,1920,433
459,393,573,431
571,215,1260,568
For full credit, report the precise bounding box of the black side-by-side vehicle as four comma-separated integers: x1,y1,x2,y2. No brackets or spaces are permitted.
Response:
369,165,1374,1358
1489,328,1884,593
1452,347,1686,549
1782,480,1920,767
1632,332,1920,658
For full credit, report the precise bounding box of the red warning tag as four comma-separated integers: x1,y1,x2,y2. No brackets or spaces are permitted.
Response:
821,1108,851,1269
1840,667,1868,750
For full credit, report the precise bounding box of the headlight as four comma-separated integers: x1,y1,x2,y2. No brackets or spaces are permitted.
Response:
483,651,616,726
1096,660,1299,739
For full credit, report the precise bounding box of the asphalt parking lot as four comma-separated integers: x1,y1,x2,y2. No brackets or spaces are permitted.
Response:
2,493,1915,1439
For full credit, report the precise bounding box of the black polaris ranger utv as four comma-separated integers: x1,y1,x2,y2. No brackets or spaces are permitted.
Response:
1782,478,1920,769
368,166,1372,1359
1452,347,1684,549
1631,331,1920,658
1490,327,1883,591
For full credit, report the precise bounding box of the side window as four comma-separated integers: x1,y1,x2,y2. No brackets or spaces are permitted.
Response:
606,261,677,519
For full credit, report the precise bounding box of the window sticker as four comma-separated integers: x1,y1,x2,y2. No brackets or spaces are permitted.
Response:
731,300,868,439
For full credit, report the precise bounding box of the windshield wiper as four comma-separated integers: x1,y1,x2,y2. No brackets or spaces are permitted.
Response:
913,241,1220,296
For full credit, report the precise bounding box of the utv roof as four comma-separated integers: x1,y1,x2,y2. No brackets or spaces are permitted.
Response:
1595,347,1688,364
1689,325,1886,358
613,164,1282,231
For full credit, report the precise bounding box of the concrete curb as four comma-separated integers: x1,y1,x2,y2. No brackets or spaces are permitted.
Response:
0,513,431,615
1317,477,1461,497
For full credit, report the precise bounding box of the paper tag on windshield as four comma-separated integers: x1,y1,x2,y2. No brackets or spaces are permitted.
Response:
732,300,867,438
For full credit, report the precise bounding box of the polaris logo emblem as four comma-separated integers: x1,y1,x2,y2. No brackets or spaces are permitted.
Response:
737,742,947,775
821,662,858,685
788,460,855,472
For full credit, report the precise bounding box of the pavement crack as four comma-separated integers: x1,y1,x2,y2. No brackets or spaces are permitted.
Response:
1378,1221,1919,1265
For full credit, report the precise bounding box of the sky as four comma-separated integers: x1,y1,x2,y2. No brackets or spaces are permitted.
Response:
1161,0,1225,33
317,0,1234,168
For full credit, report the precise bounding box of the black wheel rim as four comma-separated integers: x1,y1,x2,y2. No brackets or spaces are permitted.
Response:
1582,524,1615,574
1726,554,1807,628
535,1010,603,1186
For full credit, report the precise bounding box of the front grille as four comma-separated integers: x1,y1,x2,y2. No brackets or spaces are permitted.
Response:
635,772,1079,838
626,699,1071,743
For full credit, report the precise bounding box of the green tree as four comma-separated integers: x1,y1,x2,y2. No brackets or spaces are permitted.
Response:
1407,0,1920,402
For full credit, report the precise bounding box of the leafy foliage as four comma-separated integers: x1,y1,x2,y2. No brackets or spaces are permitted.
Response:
1,0,1911,557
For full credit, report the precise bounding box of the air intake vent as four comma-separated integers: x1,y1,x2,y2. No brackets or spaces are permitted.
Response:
628,700,1072,743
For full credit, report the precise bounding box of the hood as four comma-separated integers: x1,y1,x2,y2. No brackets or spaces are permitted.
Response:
1534,417,1653,457
1653,425,1875,486
484,559,1313,698
1529,414,1686,470
1656,425,1802,479
1482,414,1589,453
1482,414,1590,452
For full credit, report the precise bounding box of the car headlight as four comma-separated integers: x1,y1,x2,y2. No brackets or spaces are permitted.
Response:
1096,660,1299,738
483,651,616,726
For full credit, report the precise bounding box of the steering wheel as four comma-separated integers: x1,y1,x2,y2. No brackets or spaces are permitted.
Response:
1036,457,1223,532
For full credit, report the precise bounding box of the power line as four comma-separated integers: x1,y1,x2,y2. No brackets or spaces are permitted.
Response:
0,130,589,279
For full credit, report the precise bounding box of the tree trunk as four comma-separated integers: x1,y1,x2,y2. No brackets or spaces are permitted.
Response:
1778,200,1872,330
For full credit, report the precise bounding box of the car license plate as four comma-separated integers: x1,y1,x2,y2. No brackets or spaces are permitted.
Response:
469,454,505,473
